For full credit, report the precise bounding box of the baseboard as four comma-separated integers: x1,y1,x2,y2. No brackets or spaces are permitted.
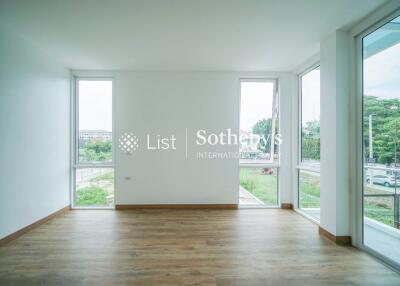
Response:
0,205,70,247
115,204,238,210
318,226,352,246
281,203,293,209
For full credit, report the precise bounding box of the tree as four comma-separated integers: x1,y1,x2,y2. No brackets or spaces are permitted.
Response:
84,141,112,161
302,121,320,160
363,96,400,164
252,118,272,152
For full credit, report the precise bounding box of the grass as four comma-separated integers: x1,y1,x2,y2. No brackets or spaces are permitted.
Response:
364,193,395,226
91,171,114,182
299,171,320,209
76,186,108,206
298,171,396,227
75,170,114,206
239,168,278,205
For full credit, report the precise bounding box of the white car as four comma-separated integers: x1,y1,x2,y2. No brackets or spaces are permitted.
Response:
365,174,400,187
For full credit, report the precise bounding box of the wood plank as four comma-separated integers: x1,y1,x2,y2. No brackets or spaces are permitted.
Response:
319,226,352,246
116,204,238,210
0,205,70,247
280,203,293,209
0,209,398,286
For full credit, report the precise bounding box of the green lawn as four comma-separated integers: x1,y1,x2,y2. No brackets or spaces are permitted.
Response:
298,171,395,227
76,170,114,206
299,171,320,209
76,186,108,206
240,168,278,205
364,196,395,226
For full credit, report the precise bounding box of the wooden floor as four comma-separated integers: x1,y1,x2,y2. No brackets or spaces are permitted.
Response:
0,209,399,286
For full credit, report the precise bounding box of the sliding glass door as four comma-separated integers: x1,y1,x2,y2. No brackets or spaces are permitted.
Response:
362,15,400,266
73,79,114,208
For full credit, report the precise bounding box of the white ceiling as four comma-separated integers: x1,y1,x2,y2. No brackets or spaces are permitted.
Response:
0,0,387,71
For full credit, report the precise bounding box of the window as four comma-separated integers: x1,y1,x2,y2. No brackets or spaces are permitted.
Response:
300,67,320,168
239,80,279,207
240,81,278,164
77,80,113,163
239,167,278,206
298,66,320,221
73,79,114,208
75,168,114,207
362,15,400,266
298,170,320,221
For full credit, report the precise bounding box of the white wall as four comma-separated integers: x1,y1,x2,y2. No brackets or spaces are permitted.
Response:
320,30,350,236
115,71,294,205
116,72,239,204
0,28,70,239
277,74,295,205
70,71,293,205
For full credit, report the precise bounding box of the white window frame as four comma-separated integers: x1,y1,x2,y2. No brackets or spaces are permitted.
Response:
295,63,321,224
71,76,115,209
353,8,400,271
239,78,280,167
298,63,321,170
238,78,280,208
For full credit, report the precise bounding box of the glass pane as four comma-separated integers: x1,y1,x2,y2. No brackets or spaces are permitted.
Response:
363,15,400,265
299,170,320,221
78,80,112,163
75,168,114,207
240,81,278,164
301,68,320,170
239,168,278,206
364,195,394,228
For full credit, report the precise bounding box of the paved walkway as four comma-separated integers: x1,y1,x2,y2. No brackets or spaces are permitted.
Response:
239,186,265,206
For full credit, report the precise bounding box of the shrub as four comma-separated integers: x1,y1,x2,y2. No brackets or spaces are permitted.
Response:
76,186,107,206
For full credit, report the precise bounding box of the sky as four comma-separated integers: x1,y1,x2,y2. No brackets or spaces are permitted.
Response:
364,15,400,100
301,68,320,125
239,69,321,133
78,80,112,131
364,42,400,100
240,82,274,132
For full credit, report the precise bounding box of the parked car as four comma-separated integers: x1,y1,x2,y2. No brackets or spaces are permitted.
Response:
365,174,400,187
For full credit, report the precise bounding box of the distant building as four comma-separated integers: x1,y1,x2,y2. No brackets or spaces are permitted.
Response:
79,130,112,143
